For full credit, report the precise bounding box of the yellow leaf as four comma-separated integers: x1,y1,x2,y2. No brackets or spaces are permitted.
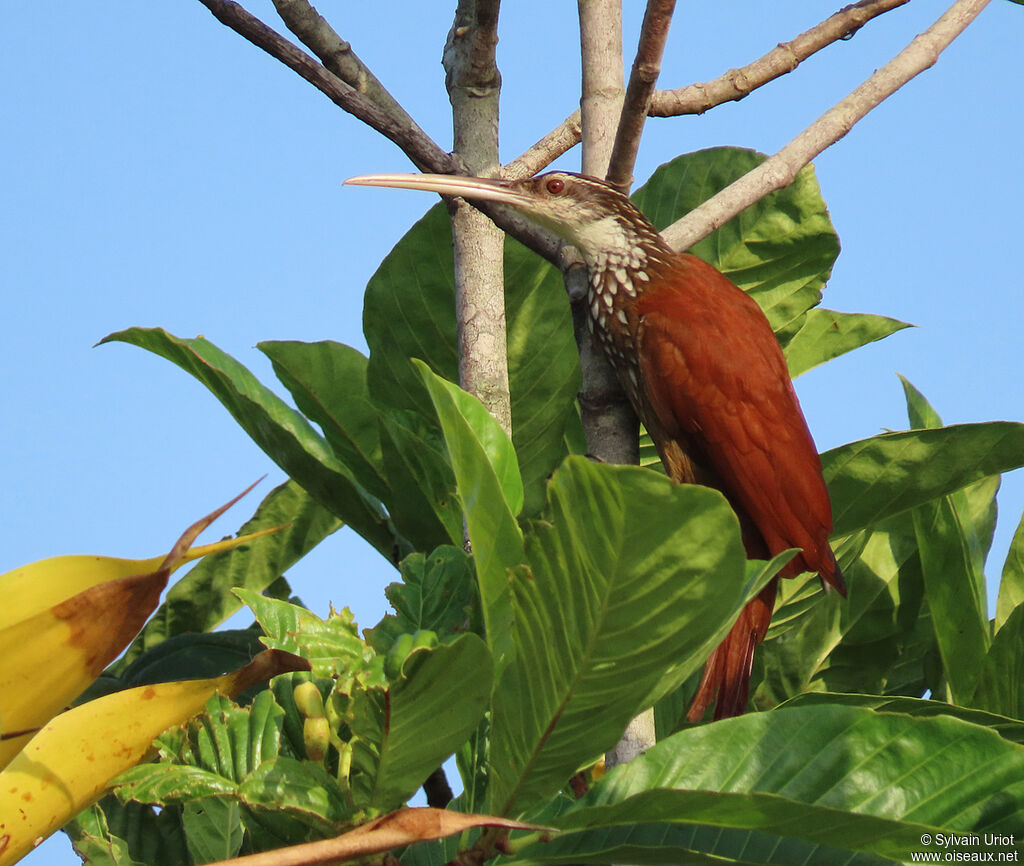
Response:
0,481,283,769
0,650,309,866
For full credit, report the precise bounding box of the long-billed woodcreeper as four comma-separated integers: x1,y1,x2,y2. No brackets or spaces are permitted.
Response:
346,170,846,720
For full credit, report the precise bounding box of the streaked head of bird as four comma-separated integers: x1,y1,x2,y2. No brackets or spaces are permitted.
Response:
345,170,675,274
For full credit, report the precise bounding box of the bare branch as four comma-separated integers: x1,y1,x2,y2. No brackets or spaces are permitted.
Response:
578,0,625,177
662,0,991,252
444,0,510,433
271,0,424,128
650,0,911,116
194,0,453,172
504,109,582,180
606,0,677,192
506,0,907,177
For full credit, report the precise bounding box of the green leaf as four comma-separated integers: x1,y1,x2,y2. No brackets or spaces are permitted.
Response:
260,340,389,501
822,422,1024,538
366,546,476,653
489,457,750,817
782,692,1024,745
101,327,396,558
996,509,1024,632
182,798,244,865
238,589,385,687
912,493,991,703
899,377,998,579
898,377,992,704
110,630,267,691
758,512,937,703
114,691,354,848
379,409,463,549
973,603,1024,719
418,363,525,672
514,789,933,865
117,479,341,669
503,235,580,514
239,757,352,831
363,205,459,418
576,705,1024,836
418,363,523,515
115,763,238,803
67,796,190,866
350,634,492,810
363,204,579,516
900,374,944,430
633,147,840,337
784,309,912,378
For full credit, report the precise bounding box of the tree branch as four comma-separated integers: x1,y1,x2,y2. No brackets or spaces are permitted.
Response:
577,0,625,178
503,110,583,180
649,0,911,116
194,0,453,173
606,0,677,192
506,0,908,177
573,0,635,466
662,0,991,252
444,0,511,433
271,0,425,130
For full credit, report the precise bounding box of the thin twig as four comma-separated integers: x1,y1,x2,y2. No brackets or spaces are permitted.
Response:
650,0,911,116
506,0,908,177
662,0,991,252
606,0,677,192
194,0,453,173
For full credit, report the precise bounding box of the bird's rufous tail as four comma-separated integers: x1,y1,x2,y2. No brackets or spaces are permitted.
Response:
687,577,779,721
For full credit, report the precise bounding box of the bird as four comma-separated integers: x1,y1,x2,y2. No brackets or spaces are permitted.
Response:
345,170,845,720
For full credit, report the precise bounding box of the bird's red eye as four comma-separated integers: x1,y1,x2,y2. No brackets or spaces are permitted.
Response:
545,177,565,195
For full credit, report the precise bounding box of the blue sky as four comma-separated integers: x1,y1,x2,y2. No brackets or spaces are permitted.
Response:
3,3,1021,863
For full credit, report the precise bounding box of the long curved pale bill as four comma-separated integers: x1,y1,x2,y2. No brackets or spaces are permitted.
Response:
344,173,527,206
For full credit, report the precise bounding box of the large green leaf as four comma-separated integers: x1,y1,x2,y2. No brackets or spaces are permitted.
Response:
418,363,523,515
784,309,912,378
101,328,396,558
489,457,754,818
260,340,389,501
757,511,935,706
378,409,463,549
262,339,457,551
116,479,341,670
349,634,492,810
553,705,1024,855
822,422,1024,538
996,510,1024,631
503,234,581,514
900,378,992,704
633,147,840,338
782,692,1024,745
363,205,458,417
513,789,935,865
418,363,525,672
973,603,1024,719
362,204,579,516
